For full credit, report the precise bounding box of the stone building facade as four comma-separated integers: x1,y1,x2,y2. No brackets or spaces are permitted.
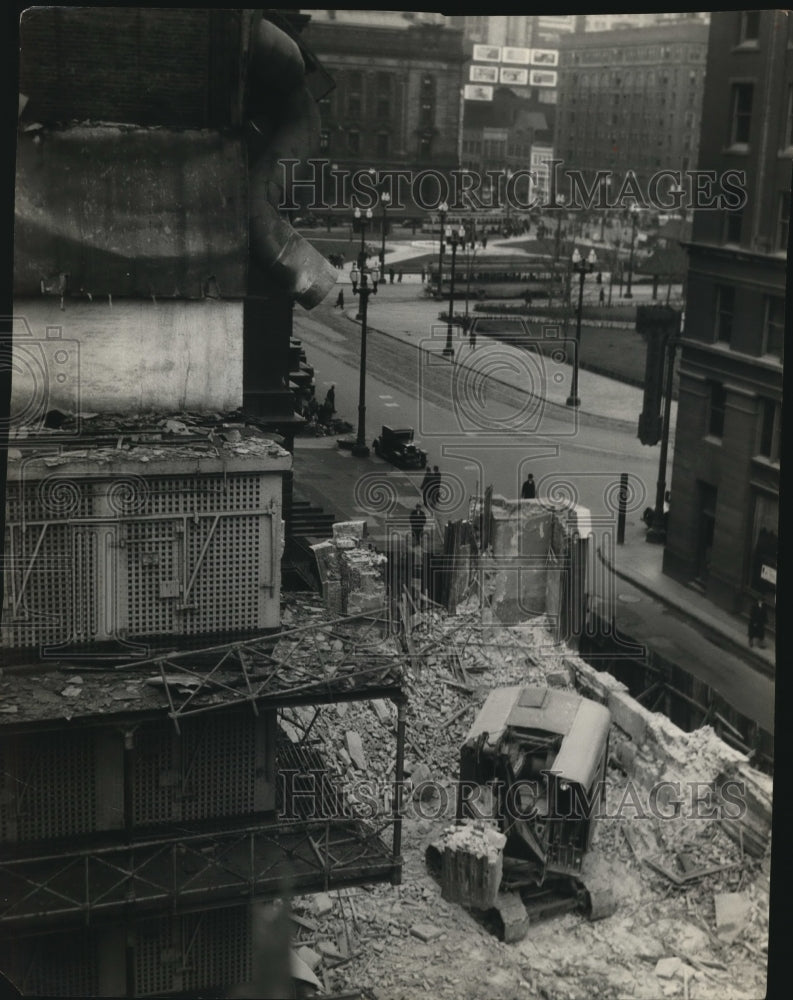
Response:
554,21,709,185
662,10,789,626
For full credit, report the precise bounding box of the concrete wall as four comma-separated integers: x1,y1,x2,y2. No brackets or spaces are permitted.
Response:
12,299,244,420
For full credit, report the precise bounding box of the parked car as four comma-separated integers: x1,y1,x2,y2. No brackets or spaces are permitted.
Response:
372,425,428,469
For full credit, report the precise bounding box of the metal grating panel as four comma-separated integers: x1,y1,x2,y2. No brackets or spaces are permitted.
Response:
3,471,277,648
11,731,97,843
181,906,252,994
134,906,252,996
181,714,256,821
0,931,99,997
132,712,257,827
132,719,177,828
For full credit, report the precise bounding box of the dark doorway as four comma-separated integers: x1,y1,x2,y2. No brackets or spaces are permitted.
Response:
696,482,717,583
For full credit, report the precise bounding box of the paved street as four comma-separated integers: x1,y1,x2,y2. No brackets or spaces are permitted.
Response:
292,295,775,737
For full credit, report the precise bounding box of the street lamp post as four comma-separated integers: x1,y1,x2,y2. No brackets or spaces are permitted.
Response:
379,191,390,272
625,204,640,299
436,200,448,299
647,320,681,544
553,195,566,264
567,248,597,408
350,207,380,458
599,177,612,243
443,224,465,358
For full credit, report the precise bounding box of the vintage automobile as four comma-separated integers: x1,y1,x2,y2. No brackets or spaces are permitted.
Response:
372,425,428,469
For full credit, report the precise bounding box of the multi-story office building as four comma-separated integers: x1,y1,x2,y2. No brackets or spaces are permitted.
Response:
300,12,466,214
554,21,709,185
663,9,789,627
583,13,709,33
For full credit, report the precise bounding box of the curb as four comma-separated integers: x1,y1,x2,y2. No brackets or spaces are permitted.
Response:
344,311,641,434
596,544,775,679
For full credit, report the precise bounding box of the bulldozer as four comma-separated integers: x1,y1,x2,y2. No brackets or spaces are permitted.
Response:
426,685,617,941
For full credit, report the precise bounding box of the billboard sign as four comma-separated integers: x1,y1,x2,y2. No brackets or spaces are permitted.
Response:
464,84,494,101
529,69,558,87
530,49,559,66
471,65,499,84
502,46,531,65
473,44,501,62
500,67,529,85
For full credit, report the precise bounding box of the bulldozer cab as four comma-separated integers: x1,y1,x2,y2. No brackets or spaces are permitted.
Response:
458,686,610,881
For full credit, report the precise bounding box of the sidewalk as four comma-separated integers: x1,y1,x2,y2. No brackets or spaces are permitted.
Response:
290,437,775,731
600,520,775,678
292,273,775,706
336,283,676,435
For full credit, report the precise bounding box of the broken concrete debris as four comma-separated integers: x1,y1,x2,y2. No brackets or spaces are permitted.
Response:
311,521,387,616
284,588,769,999
714,891,753,943
345,730,367,771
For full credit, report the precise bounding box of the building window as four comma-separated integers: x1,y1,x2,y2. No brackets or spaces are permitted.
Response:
723,209,743,244
764,296,785,358
419,135,432,160
777,191,790,250
715,286,735,344
737,10,761,44
708,381,726,438
348,130,360,154
376,132,390,158
729,83,753,145
319,129,330,153
376,72,392,119
757,398,781,462
749,493,778,598
419,75,436,130
347,71,363,117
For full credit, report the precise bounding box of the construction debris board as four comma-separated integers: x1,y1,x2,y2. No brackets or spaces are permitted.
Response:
280,595,771,1000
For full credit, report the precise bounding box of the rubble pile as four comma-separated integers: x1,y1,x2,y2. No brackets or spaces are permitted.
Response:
7,409,290,465
311,521,388,617
282,594,771,999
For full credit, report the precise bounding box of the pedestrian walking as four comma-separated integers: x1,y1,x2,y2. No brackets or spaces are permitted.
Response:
599,287,605,306
421,266,426,282
335,289,344,309
482,236,488,250
409,504,426,545
469,325,477,350
398,270,403,283
324,384,336,414
389,267,395,284
521,473,536,499
421,464,433,507
748,599,768,649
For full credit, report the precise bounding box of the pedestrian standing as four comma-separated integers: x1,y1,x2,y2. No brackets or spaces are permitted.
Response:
389,267,395,284
335,289,344,309
421,266,426,282
748,599,768,649
398,270,403,283
421,464,433,507
469,324,477,351
409,504,427,545
521,473,536,499
324,384,336,414
482,236,488,250
599,287,605,306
